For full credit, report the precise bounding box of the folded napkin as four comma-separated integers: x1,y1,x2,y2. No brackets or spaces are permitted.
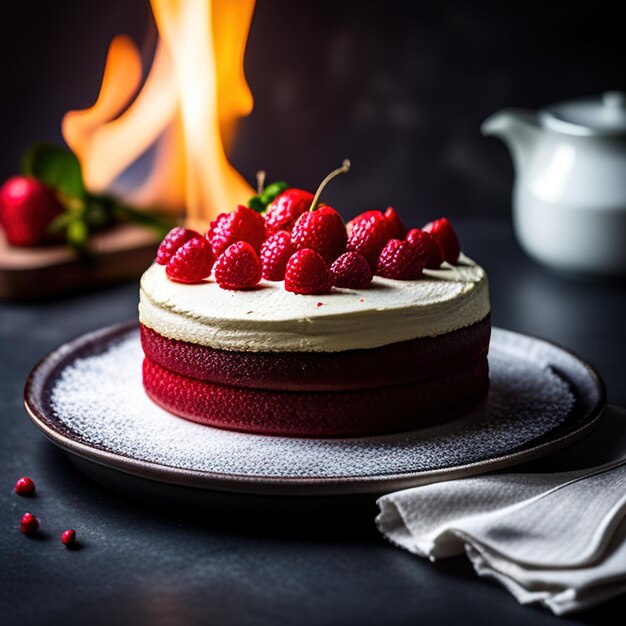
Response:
377,405,626,616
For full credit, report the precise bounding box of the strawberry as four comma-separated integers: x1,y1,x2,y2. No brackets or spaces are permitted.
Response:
264,189,313,234
165,237,214,284
290,206,347,264
0,176,64,246
260,230,294,281
384,207,407,239
330,251,372,289
156,227,201,265
214,241,262,290
207,204,266,256
376,238,425,280
406,228,444,269
346,211,392,269
284,249,333,295
423,217,460,264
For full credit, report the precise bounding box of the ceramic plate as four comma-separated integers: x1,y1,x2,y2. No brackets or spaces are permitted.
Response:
24,322,606,496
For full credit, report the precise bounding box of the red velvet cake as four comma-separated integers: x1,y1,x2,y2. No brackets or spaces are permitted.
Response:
139,174,490,438
139,246,491,437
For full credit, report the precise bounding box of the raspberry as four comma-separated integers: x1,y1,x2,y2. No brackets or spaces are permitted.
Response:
384,207,407,239
214,241,262,290
284,249,333,295
406,228,444,269
207,205,266,256
156,227,201,265
347,207,406,239
165,237,214,284
376,239,425,280
264,189,313,233
290,206,347,264
330,251,373,289
346,210,380,237
346,211,392,269
423,217,460,264
260,231,294,281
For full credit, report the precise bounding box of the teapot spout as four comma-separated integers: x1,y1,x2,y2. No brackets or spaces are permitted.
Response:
481,109,541,173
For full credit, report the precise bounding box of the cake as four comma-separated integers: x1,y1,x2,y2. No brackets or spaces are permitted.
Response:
139,255,490,437
138,166,491,437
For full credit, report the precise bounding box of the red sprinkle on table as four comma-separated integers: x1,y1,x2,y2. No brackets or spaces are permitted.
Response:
20,512,39,535
15,476,35,496
61,529,76,547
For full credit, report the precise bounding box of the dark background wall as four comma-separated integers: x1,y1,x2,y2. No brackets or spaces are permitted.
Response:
1,0,624,224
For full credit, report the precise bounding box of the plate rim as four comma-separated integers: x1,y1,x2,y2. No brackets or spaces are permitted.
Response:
23,321,607,496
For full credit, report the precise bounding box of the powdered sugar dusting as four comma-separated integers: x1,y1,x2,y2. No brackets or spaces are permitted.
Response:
49,329,576,478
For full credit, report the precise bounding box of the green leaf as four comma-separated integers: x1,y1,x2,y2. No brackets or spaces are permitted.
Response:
21,143,174,250
47,212,75,233
83,195,116,229
112,201,175,238
247,196,266,213
247,180,289,213
66,219,89,250
261,181,288,203
22,143,86,198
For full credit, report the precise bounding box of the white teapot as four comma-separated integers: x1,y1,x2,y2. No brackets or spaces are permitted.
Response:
482,92,626,276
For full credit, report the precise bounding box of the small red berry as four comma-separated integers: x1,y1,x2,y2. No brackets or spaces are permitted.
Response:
376,239,426,280
264,189,313,234
14,476,35,496
285,249,333,295
207,205,266,256
346,210,380,237
346,211,392,269
156,227,201,265
61,529,76,547
165,237,215,284
330,251,373,289
214,241,262,290
347,207,406,241
20,512,39,535
260,231,294,281
406,228,444,269
291,206,347,264
0,176,64,246
423,217,460,264
384,207,407,240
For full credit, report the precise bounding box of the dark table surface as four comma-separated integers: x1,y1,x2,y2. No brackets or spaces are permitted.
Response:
1,217,625,626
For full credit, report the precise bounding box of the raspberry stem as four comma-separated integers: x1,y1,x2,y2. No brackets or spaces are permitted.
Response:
256,170,266,195
309,159,351,211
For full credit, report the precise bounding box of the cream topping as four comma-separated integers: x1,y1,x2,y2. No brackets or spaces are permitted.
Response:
138,254,490,352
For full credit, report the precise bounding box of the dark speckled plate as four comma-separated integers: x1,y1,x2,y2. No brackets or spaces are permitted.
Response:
24,322,606,497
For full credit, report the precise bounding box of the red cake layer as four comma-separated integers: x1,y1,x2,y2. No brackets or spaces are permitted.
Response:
140,316,491,391
142,355,489,437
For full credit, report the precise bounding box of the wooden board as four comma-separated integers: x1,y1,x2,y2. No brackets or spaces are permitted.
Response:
0,225,160,301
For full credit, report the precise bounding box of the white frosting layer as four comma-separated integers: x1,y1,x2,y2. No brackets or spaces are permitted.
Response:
139,254,490,352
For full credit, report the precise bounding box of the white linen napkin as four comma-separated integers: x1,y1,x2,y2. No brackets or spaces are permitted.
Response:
376,405,626,616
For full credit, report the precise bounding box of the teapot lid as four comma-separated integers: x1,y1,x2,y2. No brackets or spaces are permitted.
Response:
541,91,626,136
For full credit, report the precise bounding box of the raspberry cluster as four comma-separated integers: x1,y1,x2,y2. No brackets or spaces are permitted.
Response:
156,162,462,295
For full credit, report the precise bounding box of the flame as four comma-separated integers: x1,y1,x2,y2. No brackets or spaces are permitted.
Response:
62,0,256,228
